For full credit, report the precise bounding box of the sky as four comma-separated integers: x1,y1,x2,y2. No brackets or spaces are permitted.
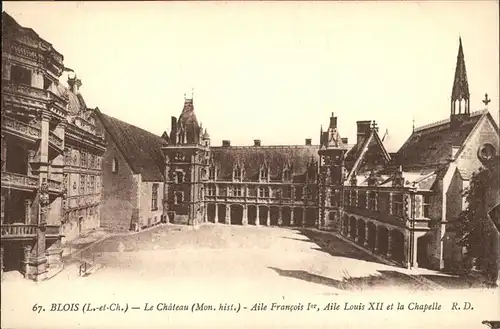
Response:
3,1,499,149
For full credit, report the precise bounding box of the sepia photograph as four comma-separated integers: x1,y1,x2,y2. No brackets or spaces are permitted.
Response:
1,1,499,328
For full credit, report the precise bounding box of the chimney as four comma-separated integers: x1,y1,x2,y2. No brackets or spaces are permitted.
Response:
305,138,312,146
341,137,348,144
170,116,177,144
356,120,372,145
254,139,261,147
222,140,231,147
329,113,337,128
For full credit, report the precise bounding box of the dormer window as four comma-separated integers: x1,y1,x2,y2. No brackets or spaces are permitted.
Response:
259,167,268,181
209,166,216,180
283,168,291,182
233,165,242,181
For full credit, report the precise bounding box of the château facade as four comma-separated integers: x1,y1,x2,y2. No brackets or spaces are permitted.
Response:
162,38,499,276
1,12,106,280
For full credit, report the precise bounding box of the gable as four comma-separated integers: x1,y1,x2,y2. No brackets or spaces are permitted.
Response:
346,131,391,180
456,113,500,179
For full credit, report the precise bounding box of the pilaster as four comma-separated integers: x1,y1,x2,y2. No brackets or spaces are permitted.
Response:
225,204,230,225
255,206,260,226
242,204,248,226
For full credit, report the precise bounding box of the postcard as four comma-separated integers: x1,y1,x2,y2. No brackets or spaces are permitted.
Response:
1,1,499,328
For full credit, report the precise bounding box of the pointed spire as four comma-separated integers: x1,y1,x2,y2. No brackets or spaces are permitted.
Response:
451,37,470,115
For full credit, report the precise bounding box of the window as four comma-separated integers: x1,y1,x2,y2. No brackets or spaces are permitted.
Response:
423,195,431,218
207,184,216,196
112,157,118,173
233,166,242,181
87,175,92,193
90,176,95,194
176,171,184,184
283,186,292,199
175,192,184,205
79,175,86,195
295,187,303,200
283,169,291,182
64,148,72,165
368,191,377,211
358,191,366,209
304,186,312,200
330,189,340,207
258,186,269,198
259,168,268,181
151,184,159,210
392,193,404,217
11,65,31,85
209,167,216,180
43,76,52,90
234,186,242,197
81,151,87,167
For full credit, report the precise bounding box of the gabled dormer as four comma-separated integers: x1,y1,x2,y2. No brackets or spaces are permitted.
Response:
259,163,269,182
232,162,244,182
306,156,318,182
282,162,292,182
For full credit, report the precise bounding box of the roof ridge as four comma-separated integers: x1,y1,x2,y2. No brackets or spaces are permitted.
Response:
211,145,320,149
414,109,487,132
101,112,163,139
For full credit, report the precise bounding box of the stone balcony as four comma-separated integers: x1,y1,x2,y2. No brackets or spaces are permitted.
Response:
1,223,61,240
1,116,64,153
1,116,41,143
1,172,38,191
1,172,62,194
2,82,68,118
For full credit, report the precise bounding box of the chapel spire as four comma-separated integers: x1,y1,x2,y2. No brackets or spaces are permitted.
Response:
451,37,470,117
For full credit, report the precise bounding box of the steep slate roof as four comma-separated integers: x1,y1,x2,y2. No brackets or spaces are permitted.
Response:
210,145,319,182
395,110,486,168
345,129,391,178
96,110,168,181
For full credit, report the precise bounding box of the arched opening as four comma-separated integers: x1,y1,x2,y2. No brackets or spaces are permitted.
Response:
282,207,291,226
305,208,316,227
357,219,366,245
377,226,389,255
417,234,431,269
259,206,269,226
247,205,257,225
230,204,243,225
390,230,405,263
293,207,303,227
367,222,377,250
270,206,279,226
342,215,349,236
207,203,216,223
217,204,226,224
349,216,357,240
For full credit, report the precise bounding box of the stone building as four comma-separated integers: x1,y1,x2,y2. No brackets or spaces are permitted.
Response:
162,97,346,229
338,38,499,271
1,12,106,280
95,110,168,231
162,38,499,275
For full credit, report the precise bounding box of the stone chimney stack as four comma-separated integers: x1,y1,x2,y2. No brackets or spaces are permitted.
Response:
254,140,261,147
305,138,312,146
356,120,372,145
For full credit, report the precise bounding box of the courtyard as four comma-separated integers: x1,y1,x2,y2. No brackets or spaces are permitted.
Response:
2,224,498,329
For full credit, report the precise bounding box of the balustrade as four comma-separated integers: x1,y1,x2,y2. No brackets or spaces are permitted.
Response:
2,116,41,140
1,172,38,189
